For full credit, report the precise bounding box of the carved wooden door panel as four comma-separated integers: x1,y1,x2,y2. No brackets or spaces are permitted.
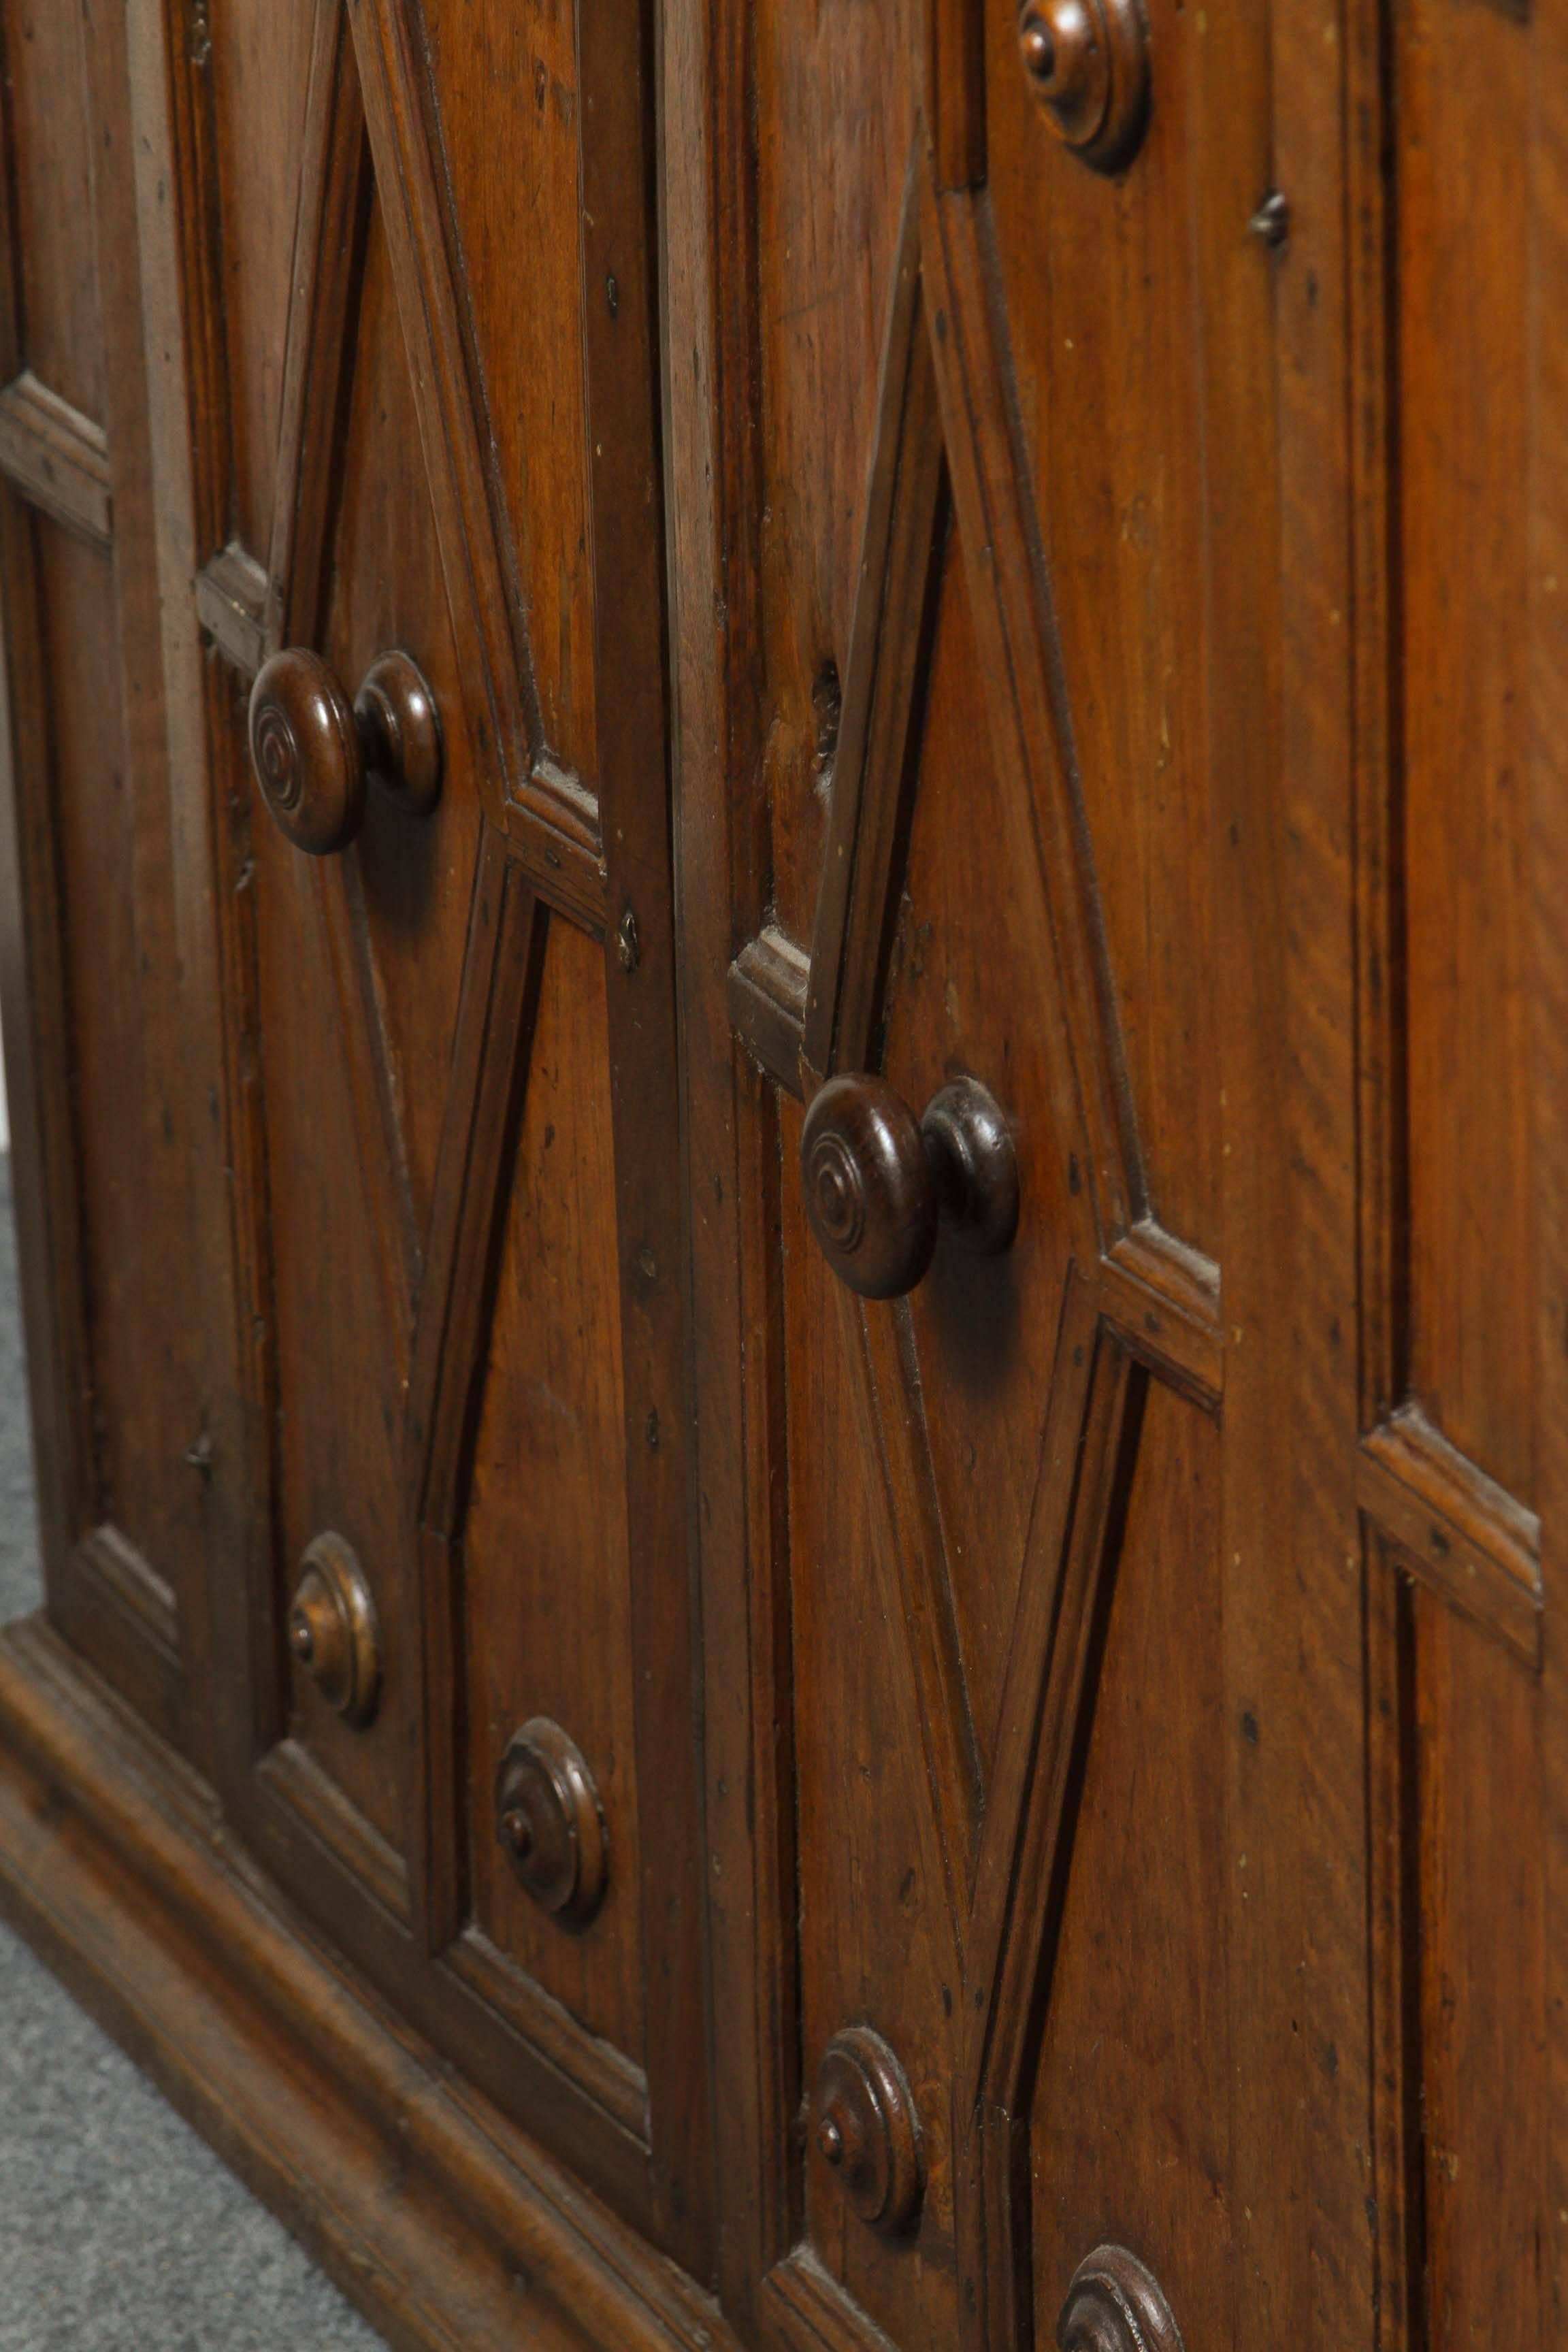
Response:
665,0,1567,2345
154,0,706,2271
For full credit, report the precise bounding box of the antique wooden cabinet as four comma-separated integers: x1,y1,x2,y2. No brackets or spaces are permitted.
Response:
0,0,1563,2344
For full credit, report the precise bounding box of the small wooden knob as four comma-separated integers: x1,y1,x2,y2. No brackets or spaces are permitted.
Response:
248,646,442,855
495,1718,608,1925
812,2025,924,2237
800,1073,1019,1299
1016,0,1150,174
1058,2246,1185,2352
287,1532,380,1727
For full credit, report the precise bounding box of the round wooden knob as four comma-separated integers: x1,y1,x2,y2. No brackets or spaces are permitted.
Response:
287,1532,380,1727
1016,0,1150,174
800,1072,1019,1300
1058,2246,1185,2352
812,2025,924,2237
495,1718,608,1925
248,646,442,855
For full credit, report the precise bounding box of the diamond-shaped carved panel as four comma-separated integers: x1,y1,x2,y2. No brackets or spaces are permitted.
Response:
779,135,1228,2352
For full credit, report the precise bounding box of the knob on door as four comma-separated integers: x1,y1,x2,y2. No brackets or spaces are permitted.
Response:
495,1718,609,1926
287,1531,381,1728
1057,2245,1185,2352
812,2025,924,2237
800,1072,1019,1299
1016,0,1151,174
248,646,443,855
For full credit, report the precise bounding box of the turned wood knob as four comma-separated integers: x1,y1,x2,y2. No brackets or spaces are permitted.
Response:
1058,2246,1185,2352
287,1532,380,1727
1017,0,1150,174
812,2025,924,2236
248,646,442,855
800,1072,1019,1299
495,1718,608,1926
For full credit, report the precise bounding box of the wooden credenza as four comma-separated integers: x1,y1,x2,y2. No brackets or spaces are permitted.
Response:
0,0,1563,2345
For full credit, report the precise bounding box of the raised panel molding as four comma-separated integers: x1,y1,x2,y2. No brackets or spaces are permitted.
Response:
730,135,1232,2347
190,0,610,931
1358,1404,1542,1667
0,1614,736,2352
0,372,112,545
193,540,268,674
258,1736,412,1924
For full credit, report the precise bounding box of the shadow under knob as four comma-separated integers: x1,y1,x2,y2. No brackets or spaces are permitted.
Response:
800,1071,1019,1300
495,1718,608,1926
248,645,442,856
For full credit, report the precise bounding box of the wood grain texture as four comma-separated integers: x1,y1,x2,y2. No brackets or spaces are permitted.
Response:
0,1614,737,2352
1358,1405,1542,1668
728,926,811,1094
0,371,112,544
460,911,646,2067
1397,0,1537,1505
983,0,1219,1262
1026,1386,1231,2349
1,0,1561,2345
194,541,269,676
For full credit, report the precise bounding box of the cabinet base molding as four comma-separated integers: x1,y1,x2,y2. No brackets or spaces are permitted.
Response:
0,1616,735,2352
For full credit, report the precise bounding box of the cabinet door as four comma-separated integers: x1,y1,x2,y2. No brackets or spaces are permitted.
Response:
0,0,214,1748
666,0,1568,2345
153,0,706,2267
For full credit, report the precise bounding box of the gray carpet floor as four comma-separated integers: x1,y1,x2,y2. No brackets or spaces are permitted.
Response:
0,1160,383,2348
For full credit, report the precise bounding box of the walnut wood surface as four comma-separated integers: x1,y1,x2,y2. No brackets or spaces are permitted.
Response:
0,0,1563,2345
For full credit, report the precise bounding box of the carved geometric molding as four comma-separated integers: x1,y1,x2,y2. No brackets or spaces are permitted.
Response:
733,151,1223,1403
0,372,113,545
838,1276,983,1940
264,0,373,662
1358,1401,1543,1667
802,162,949,1093
199,0,608,928
402,821,546,1947
346,0,608,922
956,1304,1143,2352
223,0,637,1386
749,137,1230,2352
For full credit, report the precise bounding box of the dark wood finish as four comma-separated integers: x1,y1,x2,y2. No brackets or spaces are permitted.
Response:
1056,2247,1184,2352
811,2027,926,2240
800,1070,1019,1299
0,0,1563,2345
495,1718,610,1928
247,642,442,854
1014,0,1152,174
0,1614,735,2352
287,1531,382,1727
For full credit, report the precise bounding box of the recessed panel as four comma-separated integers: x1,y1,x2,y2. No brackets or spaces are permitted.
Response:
1029,1384,1231,2345
883,530,1083,1782
416,0,597,776
1396,0,1535,1502
781,1092,962,2352
255,775,413,1861
985,0,1219,1260
1407,1586,1546,2349
325,195,478,1242
39,523,208,1642
755,0,914,948
463,912,644,2062
1,0,103,416
209,0,319,552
